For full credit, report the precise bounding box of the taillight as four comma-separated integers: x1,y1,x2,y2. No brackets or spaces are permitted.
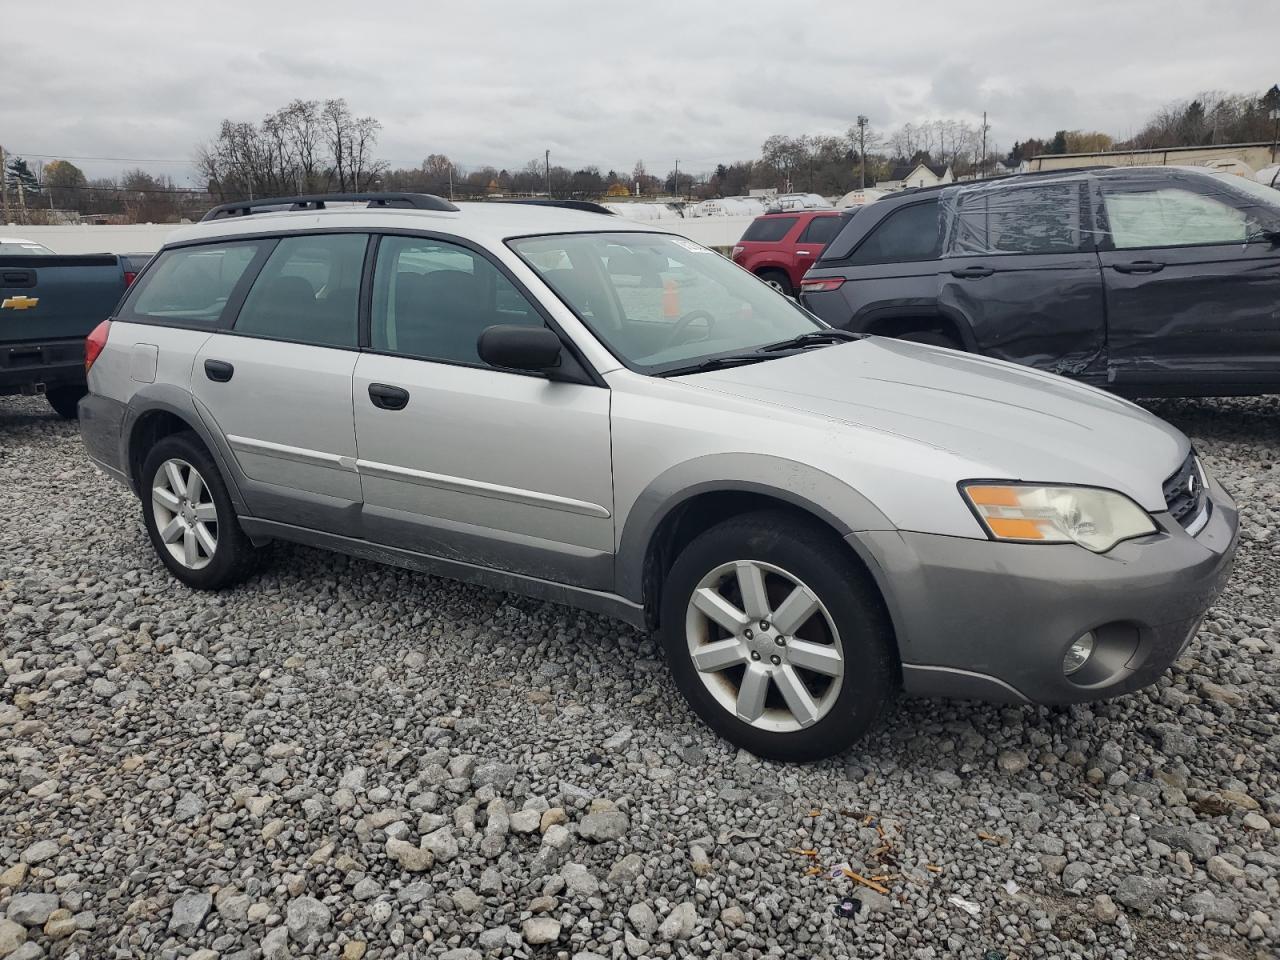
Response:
799,277,845,294
123,271,137,286
85,320,111,374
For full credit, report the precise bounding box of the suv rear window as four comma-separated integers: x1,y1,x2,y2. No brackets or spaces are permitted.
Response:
122,241,265,325
845,202,940,264
948,182,1084,255
741,217,798,242
233,233,368,348
798,216,842,246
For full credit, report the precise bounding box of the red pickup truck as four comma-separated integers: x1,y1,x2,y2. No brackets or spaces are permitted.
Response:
731,210,844,297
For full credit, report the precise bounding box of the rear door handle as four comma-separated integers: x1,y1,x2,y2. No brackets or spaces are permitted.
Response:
368,382,410,411
950,265,994,279
796,250,812,256
203,359,234,382
1112,260,1165,274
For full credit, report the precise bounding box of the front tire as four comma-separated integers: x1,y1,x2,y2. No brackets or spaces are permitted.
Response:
140,432,261,589
659,511,896,761
46,385,86,419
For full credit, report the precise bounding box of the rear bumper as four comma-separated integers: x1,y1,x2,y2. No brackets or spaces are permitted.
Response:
0,337,85,394
853,476,1238,705
79,391,130,487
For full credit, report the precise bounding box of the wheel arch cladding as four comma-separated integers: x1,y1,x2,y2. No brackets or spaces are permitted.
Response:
616,453,897,629
123,387,248,514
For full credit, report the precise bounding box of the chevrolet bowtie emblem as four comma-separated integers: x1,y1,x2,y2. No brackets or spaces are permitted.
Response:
1,295,39,310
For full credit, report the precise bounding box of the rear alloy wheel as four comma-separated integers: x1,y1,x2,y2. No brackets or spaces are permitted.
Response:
758,270,794,298
660,511,896,761
151,458,218,571
141,432,261,589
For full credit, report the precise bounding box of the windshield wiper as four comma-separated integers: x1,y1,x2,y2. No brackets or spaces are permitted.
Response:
656,353,778,377
758,329,862,352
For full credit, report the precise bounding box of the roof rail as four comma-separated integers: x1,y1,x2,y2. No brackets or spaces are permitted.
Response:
497,199,616,215
201,192,459,222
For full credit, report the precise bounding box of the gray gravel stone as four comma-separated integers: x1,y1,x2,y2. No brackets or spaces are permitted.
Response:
2,395,1278,959
168,892,211,937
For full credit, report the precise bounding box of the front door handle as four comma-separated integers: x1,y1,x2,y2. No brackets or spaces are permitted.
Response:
1112,260,1165,274
950,265,994,279
368,382,410,411
203,359,234,382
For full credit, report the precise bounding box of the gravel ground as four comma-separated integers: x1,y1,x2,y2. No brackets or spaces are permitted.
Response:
1,394,1277,960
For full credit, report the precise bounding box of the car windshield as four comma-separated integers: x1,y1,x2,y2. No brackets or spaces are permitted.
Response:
0,241,53,255
510,232,823,374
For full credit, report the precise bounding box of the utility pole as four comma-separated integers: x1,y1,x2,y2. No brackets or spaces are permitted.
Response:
980,111,989,179
673,159,679,198
856,115,868,189
448,163,454,200
0,144,8,224
545,149,550,197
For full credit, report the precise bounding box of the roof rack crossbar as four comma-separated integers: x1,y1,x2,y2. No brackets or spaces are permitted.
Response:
201,192,459,221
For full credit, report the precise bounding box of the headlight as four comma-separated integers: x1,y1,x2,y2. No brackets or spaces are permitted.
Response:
961,483,1157,553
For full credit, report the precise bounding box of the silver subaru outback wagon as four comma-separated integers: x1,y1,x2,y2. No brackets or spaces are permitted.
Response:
79,192,1238,761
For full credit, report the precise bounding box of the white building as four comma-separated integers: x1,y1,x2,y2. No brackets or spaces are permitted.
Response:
876,162,955,192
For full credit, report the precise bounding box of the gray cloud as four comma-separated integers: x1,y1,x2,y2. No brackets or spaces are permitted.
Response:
4,0,1273,183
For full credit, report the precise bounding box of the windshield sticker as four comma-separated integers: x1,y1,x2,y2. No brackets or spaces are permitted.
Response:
670,238,711,254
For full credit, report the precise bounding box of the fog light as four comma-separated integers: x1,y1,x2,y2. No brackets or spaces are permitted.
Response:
1063,632,1095,675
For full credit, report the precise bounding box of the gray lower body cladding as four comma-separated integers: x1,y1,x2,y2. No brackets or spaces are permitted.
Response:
856,476,1239,705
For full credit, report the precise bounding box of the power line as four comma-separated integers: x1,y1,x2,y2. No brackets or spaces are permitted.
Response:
11,151,196,165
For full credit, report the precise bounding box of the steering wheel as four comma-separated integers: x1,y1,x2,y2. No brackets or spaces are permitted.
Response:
663,309,716,349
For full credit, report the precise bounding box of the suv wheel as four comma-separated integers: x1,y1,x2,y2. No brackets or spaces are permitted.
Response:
659,511,896,761
141,432,261,589
46,385,86,420
757,269,794,298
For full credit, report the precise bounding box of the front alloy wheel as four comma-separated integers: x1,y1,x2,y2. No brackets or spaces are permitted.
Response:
152,458,218,569
686,560,844,732
660,511,896,761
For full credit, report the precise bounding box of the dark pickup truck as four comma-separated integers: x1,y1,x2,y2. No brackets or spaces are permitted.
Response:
800,166,1280,397
1,250,149,417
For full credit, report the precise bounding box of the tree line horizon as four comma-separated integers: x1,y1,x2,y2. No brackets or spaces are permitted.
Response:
4,87,1277,224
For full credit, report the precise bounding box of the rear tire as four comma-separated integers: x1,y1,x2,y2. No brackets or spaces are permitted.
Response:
46,385,86,420
757,269,794,298
140,432,261,590
659,510,896,762
898,330,961,350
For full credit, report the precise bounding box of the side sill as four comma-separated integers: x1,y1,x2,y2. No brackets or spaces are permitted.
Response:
239,517,647,630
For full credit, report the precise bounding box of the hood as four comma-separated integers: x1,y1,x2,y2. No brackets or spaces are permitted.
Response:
681,337,1188,512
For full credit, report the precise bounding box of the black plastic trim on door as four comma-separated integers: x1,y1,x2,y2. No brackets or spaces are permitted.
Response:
204,359,235,382
368,382,409,410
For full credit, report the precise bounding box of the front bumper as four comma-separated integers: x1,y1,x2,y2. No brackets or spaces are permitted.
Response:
853,475,1239,705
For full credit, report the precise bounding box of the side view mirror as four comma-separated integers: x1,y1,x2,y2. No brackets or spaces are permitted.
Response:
477,324,563,372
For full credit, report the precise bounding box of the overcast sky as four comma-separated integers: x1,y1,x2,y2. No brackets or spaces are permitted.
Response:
6,0,1274,184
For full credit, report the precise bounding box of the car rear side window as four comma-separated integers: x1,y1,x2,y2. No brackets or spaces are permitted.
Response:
845,202,940,264
370,236,543,366
121,241,265,325
947,182,1084,255
741,217,798,242
798,216,842,246
233,234,368,348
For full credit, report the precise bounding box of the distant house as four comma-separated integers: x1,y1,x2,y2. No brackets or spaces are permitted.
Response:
876,162,954,192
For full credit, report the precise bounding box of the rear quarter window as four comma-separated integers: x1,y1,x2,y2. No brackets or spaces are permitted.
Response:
120,241,266,326
741,217,798,242
843,201,940,265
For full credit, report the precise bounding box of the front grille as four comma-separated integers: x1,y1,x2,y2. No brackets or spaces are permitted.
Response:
1163,453,1205,529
